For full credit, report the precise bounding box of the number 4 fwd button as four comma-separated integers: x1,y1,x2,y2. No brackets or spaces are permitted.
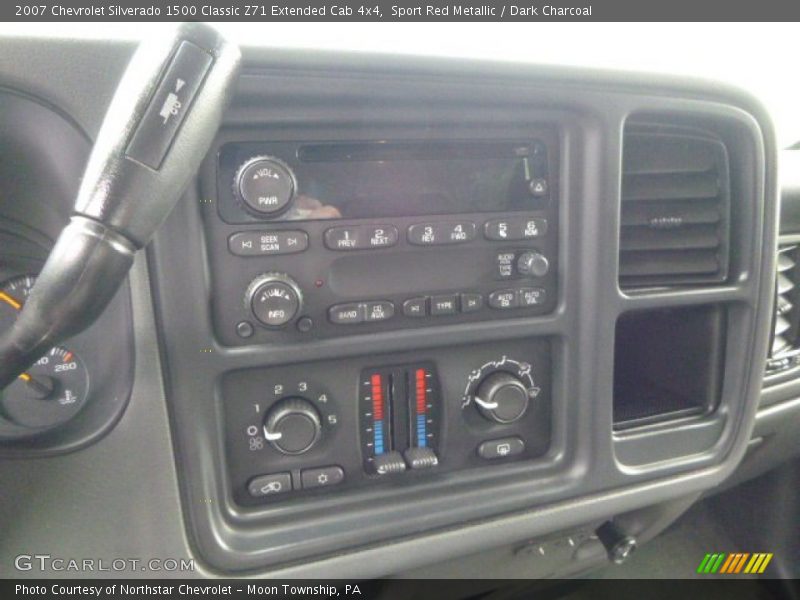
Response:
301,466,345,489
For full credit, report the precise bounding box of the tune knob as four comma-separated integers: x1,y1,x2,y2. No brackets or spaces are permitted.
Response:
263,397,322,455
234,156,296,218
245,273,302,328
474,372,530,424
516,251,549,277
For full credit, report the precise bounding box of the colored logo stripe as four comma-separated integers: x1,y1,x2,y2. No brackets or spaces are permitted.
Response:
697,553,727,573
745,553,773,574
698,553,773,574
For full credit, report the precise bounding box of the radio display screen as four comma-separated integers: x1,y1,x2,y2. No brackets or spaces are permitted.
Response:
220,140,552,222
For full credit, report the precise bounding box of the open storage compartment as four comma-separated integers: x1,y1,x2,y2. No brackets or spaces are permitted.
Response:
613,305,726,429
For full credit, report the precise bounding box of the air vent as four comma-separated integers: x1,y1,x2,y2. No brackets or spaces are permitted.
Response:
620,128,730,288
766,245,800,375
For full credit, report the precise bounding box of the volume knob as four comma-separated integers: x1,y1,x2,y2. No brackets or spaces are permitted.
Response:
234,156,296,218
245,273,302,328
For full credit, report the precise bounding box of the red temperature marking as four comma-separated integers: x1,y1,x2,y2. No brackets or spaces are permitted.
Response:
371,373,383,420
415,368,426,414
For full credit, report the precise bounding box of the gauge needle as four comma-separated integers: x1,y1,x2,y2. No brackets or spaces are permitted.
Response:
17,372,55,398
0,291,22,310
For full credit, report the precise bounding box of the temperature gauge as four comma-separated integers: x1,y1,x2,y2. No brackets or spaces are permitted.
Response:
0,275,90,431
1,347,89,429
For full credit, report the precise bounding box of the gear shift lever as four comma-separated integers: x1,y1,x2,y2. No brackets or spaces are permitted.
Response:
0,23,241,388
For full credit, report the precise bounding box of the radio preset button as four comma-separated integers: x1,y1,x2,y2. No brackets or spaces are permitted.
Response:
408,221,476,246
324,226,362,250
328,303,365,325
460,293,483,313
430,294,459,316
489,289,519,309
324,225,398,250
365,301,395,322
403,297,428,317
484,217,548,241
519,287,547,306
366,226,399,248
444,221,476,243
520,218,548,238
229,230,309,256
485,219,514,241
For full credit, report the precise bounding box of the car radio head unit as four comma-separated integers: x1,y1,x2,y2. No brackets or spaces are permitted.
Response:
206,133,558,345
217,140,552,223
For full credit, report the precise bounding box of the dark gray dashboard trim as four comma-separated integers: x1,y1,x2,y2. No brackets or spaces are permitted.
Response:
0,36,782,579
147,52,778,574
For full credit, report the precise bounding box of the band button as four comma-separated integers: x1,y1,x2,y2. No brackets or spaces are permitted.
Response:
328,303,365,324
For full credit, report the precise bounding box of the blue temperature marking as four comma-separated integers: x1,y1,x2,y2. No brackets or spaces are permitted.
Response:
417,415,427,448
374,421,385,454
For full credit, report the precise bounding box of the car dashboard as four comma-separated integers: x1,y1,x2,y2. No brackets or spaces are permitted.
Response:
0,35,798,581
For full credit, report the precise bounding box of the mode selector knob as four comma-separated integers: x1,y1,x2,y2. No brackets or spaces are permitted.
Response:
263,397,322,455
475,372,530,424
246,273,302,328
516,251,549,277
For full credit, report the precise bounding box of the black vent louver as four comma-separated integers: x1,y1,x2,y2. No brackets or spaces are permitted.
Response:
766,245,800,375
620,128,730,288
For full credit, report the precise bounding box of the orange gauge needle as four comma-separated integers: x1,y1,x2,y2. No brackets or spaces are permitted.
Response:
17,372,54,397
0,291,21,310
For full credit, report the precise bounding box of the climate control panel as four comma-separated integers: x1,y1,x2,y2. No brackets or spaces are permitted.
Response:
359,363,441,475
222,338,551,506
